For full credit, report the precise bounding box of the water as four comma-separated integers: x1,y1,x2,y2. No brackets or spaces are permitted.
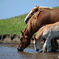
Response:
0,44,59,59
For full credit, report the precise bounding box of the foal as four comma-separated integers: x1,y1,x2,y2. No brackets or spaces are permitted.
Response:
33,22,59,52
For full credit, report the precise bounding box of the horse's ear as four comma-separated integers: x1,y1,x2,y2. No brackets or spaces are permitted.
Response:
37,6,39,10
38,6,39,8
20,30,24,35
36,5,37,7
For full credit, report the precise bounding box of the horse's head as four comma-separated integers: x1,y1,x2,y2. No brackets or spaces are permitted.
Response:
33,35,42,52
24,5,39,24
17,30,30,51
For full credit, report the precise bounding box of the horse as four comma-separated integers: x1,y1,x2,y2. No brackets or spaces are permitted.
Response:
33,22,59,52
24,5,52,24
17,8,59,51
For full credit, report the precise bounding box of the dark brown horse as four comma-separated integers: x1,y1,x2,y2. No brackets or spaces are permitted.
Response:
17,8,59,51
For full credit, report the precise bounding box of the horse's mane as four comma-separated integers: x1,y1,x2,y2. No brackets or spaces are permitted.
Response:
39,6,52,9
23,11,39,35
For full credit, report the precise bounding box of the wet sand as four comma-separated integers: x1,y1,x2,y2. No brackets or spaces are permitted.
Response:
0,44,59,59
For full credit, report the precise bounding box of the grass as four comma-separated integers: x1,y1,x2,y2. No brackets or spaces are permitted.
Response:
0,6,59,35
0,14,28,35
53,6,59,9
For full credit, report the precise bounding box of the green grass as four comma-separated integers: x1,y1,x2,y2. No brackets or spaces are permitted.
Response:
0,14,28,35
53,6,59,9
0,6,59,35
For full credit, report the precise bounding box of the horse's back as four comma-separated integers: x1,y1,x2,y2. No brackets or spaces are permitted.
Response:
43,22,59,38
38,8,59,24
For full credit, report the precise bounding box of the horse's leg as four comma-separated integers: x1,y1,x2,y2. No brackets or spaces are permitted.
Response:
42,38,46,51
51,39,56,52
51,39,58,52
43,35,52,53
42,38,46,45
54,39,58,49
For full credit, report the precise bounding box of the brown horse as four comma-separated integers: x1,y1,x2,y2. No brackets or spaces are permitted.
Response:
24,5,52,24
17,8,59,51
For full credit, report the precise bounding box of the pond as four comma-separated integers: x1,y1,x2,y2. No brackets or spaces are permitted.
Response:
0,44,59,59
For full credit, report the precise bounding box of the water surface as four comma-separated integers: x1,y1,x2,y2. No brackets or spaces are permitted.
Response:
0,44,59,59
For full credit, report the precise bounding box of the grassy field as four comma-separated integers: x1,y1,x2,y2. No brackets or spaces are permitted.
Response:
0,14,27,35
0,6,59,35
53,6,59,9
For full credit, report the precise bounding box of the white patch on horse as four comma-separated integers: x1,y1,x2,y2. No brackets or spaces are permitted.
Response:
24,7,37,23
24,10,32,22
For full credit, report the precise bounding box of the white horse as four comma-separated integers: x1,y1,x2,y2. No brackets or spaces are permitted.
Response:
24,5,52,24
33,22,59,52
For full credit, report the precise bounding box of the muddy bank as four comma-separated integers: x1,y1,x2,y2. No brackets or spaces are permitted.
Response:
0,34,59,49
0,34,34,44
0,34,20,44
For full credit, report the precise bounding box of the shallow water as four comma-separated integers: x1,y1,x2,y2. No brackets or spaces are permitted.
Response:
0,44,59,59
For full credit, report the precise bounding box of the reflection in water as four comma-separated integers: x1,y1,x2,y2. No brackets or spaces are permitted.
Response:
0,44,59,59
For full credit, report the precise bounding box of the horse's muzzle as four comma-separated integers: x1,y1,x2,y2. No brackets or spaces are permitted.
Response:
17,47,23,51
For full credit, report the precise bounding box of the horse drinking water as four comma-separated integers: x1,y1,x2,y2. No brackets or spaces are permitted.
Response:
17,8,59,52
33,22,59,52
